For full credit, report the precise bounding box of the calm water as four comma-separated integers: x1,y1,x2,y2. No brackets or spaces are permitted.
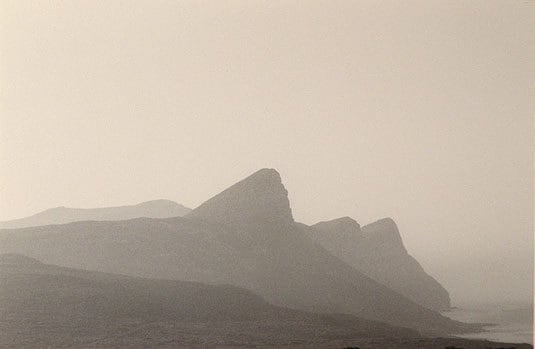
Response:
444,302,533,345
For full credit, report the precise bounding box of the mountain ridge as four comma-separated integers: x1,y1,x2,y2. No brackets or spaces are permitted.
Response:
187,168,294,229
311,216,451,311
0,199,191,229
0,169,468,334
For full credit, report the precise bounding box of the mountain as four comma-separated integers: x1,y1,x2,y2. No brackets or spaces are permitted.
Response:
0,169,478,335
3,255,526,349
188,168,293,229
0,253,418,348
310,216,451,311
0,199,191,229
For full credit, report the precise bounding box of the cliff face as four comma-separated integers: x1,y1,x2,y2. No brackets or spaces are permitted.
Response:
311,217,451,312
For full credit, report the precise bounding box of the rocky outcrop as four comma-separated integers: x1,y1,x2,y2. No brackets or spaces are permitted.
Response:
311,217,451,312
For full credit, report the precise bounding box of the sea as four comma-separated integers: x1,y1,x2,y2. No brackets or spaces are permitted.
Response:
444,302,533,345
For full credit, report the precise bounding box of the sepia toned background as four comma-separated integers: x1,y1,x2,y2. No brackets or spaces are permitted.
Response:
1,0,533,304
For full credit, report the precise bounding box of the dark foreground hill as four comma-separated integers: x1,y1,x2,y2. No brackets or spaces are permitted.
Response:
0,199,191,229
0,169,476,335
1,254,531,349
0,253,417,348
311,216,450,311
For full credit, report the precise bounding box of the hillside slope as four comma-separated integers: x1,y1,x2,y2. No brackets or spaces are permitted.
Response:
311,216,451,311
0,253,418,348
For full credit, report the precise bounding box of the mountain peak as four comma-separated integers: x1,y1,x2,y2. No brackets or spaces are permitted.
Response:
188,168,294,228
361,218,405,251
362,217,398,233
313,216,362,235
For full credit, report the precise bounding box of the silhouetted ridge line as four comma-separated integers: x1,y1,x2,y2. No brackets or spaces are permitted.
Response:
187,168,294,228
311,216,451,311
0,168,470,334
361,217,405,250
0,199,191,229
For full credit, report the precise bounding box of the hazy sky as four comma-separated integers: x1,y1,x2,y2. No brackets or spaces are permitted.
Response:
1,0,533,303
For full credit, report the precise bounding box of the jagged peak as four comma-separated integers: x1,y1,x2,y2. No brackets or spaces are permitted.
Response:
361,218,406,251
313,216,361,232
364,217,397,229
187,168,294,228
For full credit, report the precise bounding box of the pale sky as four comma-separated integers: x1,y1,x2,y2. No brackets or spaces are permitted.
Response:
1,0,533,304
